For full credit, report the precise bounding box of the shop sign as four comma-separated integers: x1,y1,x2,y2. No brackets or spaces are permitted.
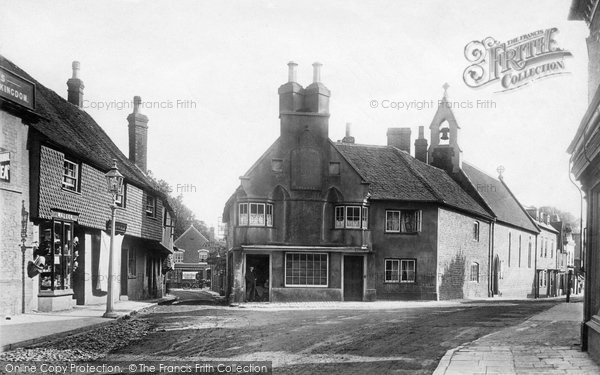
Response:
0,152,9,182
0,67,35,110
51,209,79,222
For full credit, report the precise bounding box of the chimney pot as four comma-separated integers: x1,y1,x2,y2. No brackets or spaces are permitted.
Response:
72,61,80,79
312,62,322,83
342,122,355,144
287,61,298,83
345,122,351,137
67,60,84,107
133,96,142,113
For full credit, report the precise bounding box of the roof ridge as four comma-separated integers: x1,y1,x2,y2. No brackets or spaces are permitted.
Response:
330,140,369,183
389,147,445,203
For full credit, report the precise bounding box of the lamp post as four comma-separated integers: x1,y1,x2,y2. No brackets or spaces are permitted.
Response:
104,159,123,318
21,200,29,314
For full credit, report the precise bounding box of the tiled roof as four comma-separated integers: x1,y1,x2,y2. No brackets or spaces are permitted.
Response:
462,162,539,233
334,143,491,218
0,55,163,195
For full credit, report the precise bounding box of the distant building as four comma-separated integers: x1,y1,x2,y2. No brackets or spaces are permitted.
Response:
0,56,174,315
568,0,600,363
222,62,539,303
168,225,209,287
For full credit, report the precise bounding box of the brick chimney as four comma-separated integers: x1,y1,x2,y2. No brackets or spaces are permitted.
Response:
387,127,411,154
66,61,84,107
127,96,149,172
304,62,330,114
341,122,355,144
414,126,428,163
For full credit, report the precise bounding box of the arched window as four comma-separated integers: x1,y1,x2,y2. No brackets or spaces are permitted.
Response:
470,262,479,282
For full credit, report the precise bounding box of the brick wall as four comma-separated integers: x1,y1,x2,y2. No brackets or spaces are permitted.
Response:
37,144,162,241
0,110,37,316
437,208,491,300
494,223,536,298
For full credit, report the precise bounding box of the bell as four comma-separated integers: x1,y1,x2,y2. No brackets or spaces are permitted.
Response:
440,128,450,140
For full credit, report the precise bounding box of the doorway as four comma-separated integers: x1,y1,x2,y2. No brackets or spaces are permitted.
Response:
245,254,270,302
343,255,363,301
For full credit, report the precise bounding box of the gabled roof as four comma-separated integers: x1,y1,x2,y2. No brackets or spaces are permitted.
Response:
334,143,491,218
174,224,209,249
461,162,539,233
0,55,165,198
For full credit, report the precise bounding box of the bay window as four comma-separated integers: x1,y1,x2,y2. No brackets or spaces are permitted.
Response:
333,205,368,229
238,202,273,227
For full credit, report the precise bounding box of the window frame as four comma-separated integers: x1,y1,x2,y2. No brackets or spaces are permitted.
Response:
470,262,479,282
115,182,127,208
145,194,156,218
62,158,80,192
333,205,368,229
384,259,400,283
284,252,329,287
238,202,273,227
385,210,422,234
400,259,416,283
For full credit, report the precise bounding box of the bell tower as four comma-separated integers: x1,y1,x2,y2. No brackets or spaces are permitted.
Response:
428,83,462,173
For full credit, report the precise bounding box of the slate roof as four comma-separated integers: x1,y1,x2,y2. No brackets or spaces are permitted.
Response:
0,55,164,196
334,143,491,218
461,162,539,233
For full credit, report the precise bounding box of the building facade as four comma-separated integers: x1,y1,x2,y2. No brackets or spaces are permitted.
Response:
0,56,174,314
168,225,210,288
568,0,600,364
222,62,538,303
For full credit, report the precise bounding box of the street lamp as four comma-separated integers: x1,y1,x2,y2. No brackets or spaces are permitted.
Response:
104,159,123,318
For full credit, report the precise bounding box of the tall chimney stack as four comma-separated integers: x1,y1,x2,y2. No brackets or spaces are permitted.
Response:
67,61,84,107
387,127,411,154
341,122,355,144
127,96,149,172
414,126,428,163
304,62,330,114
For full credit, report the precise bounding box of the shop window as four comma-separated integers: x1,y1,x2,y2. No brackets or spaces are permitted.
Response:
285,253,328,287
115,183,127,208
400,259,416,283
38,220,75,290
334,205,368,229
385,210,421,233
473,221,480,241
470,262,479,282
384,259,400,282
62,158,80,192
146,195,156,217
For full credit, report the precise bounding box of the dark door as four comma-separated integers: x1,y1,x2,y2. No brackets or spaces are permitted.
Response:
344,256,363,301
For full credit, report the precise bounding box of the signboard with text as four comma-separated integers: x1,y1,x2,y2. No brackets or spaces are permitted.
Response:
0,67,35,110
0,152,9,182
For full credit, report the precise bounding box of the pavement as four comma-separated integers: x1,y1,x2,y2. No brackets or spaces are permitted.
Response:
433,300,600,375
0,295,175,352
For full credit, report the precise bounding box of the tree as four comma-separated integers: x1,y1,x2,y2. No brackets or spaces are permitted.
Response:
147,171,212,240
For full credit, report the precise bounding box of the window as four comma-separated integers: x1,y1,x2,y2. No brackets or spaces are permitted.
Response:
400,259,416,282
238,202,273,227
334,205,368,229
285,253,328,286
146,195,156,217
271,159,283,172
470,262,479,282
198,250,208,262
544,238,548,257
528,237,532,268
266,204,273,227
250,203,265,226
62,159,80,192
173,252,183,263
346,206,361,228
473,221,480,241
128,248,136,277
551,239,554,258
385,210,421,233
38,220,75,290
115,183,127,208
329,162,340,176
335,206,345,228
385,259,400,282
508,232,512,267
239,203,248,226
518,235,522,268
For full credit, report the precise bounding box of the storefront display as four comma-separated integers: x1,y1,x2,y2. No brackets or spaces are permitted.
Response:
38,220,77,291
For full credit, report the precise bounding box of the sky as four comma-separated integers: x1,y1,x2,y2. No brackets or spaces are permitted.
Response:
0,0,590,232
